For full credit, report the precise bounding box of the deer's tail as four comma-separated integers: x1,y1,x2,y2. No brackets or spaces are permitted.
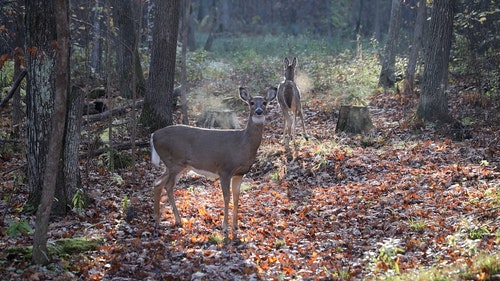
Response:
150,133,161,167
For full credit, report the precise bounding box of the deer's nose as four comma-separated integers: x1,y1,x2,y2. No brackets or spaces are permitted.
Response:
255,108,263,115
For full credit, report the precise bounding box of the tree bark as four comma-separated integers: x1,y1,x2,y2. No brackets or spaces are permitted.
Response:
416,0,455,123
25,0,58,210
111,0,145,99
378,0,401,89
52,83,85,215
403,0,426,96
32,0,69,265
140,0,180,132
90,0,104,77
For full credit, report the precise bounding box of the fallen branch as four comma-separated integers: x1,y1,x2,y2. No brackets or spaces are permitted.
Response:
0,138,23,144
3,140,150,176
79,139,149,158
0,69,27,112
83,100,143,124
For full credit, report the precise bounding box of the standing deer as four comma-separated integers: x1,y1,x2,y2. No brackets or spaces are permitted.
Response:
150,87,277,241
277,57,308,149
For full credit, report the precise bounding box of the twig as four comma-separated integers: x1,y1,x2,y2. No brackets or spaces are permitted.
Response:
0,69,27,111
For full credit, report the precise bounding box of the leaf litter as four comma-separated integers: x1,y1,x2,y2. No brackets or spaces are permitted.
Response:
0,90,499,280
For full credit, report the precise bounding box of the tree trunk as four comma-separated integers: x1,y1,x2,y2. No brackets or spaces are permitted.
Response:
25,0,58,210
403,0,426,96
111,0,145,99
90,0,104,77
416,0,455,123
378,0,401,89
203,1,218,51
52,83,85,215
140,0,180,133
31,0,69,265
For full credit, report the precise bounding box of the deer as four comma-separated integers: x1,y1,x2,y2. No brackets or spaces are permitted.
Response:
150,86,277,241
277,57,308,149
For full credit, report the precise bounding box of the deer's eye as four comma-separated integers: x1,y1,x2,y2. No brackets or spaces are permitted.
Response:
250,102,255,106
263,102,267,106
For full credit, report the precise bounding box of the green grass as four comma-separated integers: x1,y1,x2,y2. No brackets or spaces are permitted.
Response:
181,34,385,112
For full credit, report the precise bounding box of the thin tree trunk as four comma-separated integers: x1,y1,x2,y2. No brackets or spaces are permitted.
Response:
403,0,426,96
0,70,26,111
52,83,85,215
378,0,401,89
180,0,191,125
90,0,104,77
204,1,218,51
12,0,25,137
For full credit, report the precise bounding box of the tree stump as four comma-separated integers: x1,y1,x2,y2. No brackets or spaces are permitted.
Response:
196,110,240,129
335,105,374,134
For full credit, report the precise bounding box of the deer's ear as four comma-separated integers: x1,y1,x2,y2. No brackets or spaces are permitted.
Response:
284,57,289,67
266,87,277,101
292,57,297,67
239,87,251,101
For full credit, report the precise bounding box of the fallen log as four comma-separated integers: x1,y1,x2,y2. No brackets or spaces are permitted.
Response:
83,100,143,124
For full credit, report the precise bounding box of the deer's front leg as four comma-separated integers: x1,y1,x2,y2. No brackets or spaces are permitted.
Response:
220,175,232,239
231,175,243,241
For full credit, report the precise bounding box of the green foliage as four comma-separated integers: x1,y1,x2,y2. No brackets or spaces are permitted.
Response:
274,239,287,249
6,218,33,237
307,51,381,107
408,218,427,232
365,238,404,275
183,34,383,115
121,195,130,211
452,1,500,99
175,48,211,84
468,226,489,240
208,233,224,244
104,150,132,170
211,34,348,60
0,61,14,89
72,189,86,215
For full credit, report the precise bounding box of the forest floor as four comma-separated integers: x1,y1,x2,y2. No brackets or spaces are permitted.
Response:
1,86,499,280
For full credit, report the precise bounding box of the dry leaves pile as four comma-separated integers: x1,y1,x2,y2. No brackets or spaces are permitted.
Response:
1,90,499,280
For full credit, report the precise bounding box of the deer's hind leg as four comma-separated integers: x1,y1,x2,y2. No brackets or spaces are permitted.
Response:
281,108,293,149
297,102,308,141
153,171,168,226
153,167,183,227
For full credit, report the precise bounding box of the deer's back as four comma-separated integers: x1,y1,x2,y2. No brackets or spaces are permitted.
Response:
152,125,260,175
278,80,300,109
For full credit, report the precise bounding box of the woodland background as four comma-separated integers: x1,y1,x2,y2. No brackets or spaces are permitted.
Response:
0,0,499,280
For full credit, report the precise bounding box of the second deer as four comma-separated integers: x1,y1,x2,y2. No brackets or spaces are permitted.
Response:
277,57,308,149
150,87,277,241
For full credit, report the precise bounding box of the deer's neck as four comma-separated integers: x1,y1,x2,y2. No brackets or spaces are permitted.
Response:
243,118,265,150
285,69,294,81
